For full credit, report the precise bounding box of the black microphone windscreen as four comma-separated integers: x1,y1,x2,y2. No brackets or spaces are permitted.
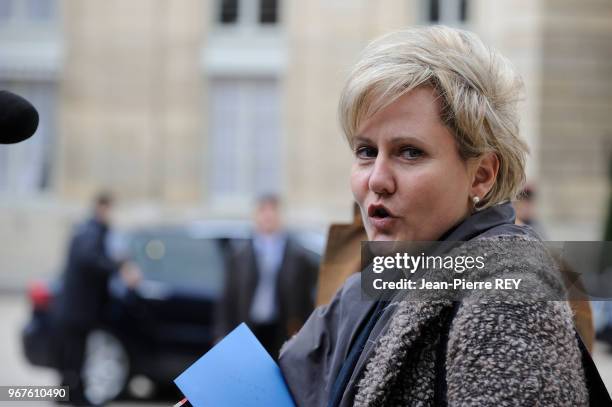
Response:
0,90,40,144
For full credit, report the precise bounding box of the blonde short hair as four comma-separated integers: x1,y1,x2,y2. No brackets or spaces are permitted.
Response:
339,26,529,208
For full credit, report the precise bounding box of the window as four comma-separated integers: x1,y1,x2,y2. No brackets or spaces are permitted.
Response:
425,0,468,24
0,81,57,194
216,0,280,26
0,0,57,23
459,0,468,22
219,0,238,24
428,0,440,22
26,0,55,21
0,0,12,20
0,0,60,196
208,78,281,205
131,234,226,298
259,0,278,24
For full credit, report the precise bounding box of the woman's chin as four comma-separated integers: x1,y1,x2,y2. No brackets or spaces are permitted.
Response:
369,232,399,242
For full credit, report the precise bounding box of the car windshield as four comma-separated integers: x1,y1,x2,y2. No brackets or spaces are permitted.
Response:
129,233,225,297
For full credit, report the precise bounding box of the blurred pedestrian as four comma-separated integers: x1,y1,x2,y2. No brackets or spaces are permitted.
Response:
513,183,547,238
55,192,139,406
217,194,318,357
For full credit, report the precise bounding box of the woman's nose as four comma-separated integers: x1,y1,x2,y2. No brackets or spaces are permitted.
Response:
368,157,396,196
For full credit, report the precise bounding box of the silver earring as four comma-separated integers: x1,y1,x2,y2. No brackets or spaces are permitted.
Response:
472,196,480,205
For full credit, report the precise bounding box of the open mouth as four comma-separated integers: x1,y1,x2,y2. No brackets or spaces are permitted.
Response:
368,204,394,219
373,207,390,218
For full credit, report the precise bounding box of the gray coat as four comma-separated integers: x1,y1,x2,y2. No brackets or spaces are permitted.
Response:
279,205,588,406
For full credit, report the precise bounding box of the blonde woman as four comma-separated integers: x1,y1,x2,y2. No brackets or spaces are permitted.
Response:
278,26,594,406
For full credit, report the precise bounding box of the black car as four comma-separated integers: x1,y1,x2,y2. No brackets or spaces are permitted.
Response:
22,220,323,404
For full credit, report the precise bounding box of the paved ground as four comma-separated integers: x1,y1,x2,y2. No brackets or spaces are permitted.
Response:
1,293,611,406
0,294,168,407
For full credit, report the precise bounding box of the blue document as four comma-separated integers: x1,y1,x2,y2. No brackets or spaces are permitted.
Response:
174,323,296,407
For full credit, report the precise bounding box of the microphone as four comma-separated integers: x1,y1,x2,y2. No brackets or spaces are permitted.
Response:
0,90,39,144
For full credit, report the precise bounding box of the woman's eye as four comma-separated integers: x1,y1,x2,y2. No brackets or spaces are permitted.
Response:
355,146,377,159
400,147,424,160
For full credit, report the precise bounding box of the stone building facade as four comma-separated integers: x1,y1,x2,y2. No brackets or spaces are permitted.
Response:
0,0,610,285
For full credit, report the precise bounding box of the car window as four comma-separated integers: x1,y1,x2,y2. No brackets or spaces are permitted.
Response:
130,234,225,297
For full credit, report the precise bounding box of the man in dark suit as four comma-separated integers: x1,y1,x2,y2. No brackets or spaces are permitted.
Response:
56,192,139,406
217,195,319,357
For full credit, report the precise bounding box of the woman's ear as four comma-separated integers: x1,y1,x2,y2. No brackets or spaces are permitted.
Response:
470,152,499,200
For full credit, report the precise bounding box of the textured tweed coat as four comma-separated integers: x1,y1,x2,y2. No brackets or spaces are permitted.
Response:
279,204,588,406
353,236,588,406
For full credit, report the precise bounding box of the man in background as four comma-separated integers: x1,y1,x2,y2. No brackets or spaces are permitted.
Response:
513,184,548,239
56,192,140,405
217,195,319,357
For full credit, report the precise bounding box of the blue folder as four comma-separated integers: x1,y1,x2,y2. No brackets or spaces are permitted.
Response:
174,323,296,407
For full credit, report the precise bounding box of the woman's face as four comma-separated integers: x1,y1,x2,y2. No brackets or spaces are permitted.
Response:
351,86,474,242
